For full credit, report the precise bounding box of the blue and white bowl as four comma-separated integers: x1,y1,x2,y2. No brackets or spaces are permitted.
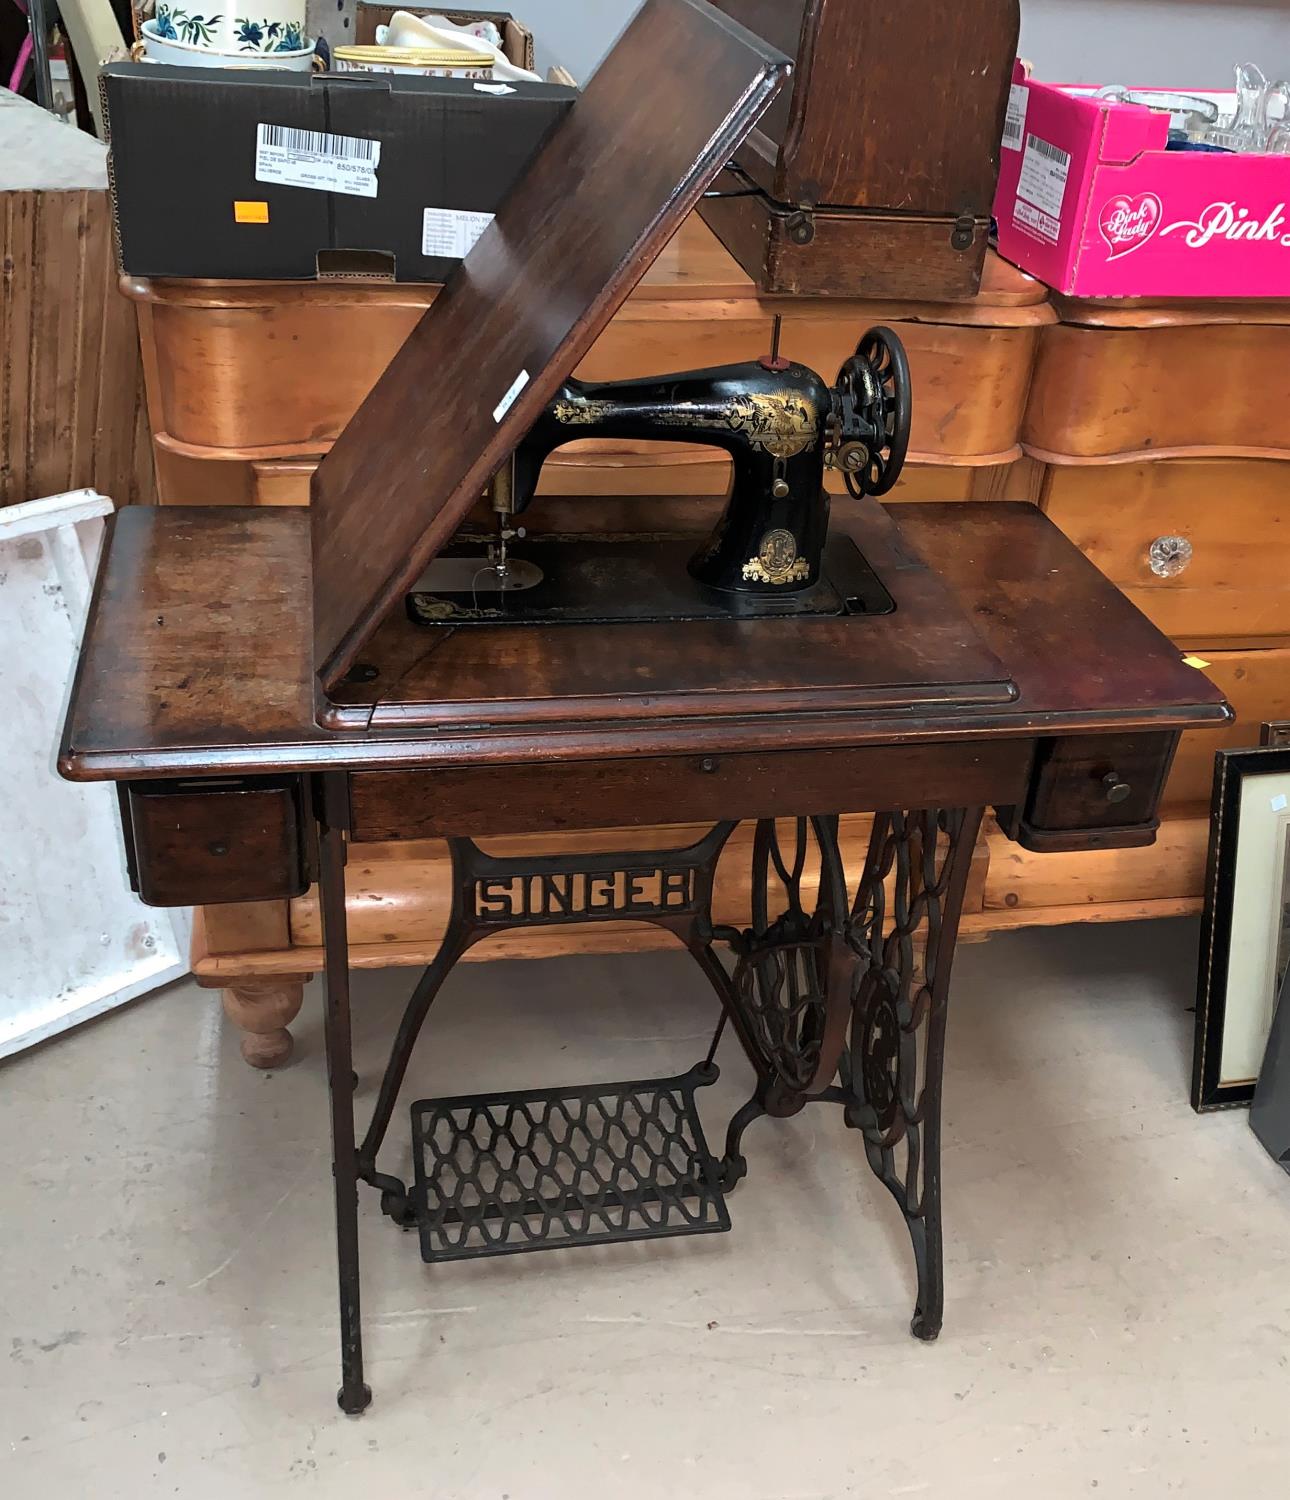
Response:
141,17,315,69
152,2,308,57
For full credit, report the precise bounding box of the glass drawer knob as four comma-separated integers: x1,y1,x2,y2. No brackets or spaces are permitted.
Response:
1149,535,1193,578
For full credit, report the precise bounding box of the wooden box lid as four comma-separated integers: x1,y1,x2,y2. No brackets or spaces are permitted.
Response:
309,0,790,690
708,0,1018,217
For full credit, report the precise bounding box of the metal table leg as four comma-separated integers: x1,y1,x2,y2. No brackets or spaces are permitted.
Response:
316,772,372,1415
843,806,985,1340
717,806,985,1341
310,798,982,1408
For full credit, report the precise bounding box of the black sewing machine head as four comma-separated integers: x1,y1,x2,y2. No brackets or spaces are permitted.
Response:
407,324,911,627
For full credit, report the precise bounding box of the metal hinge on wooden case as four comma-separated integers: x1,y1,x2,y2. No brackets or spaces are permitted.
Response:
951,213,977,251
785,207,816,246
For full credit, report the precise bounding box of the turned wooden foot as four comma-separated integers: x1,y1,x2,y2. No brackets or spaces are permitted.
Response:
221,976,309,1068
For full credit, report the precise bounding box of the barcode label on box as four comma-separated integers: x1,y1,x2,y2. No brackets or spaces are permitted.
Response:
1002,83,1028,150
422,207,495,260
1028,134,1071,165
1017,131,1071,222
1015,197,1062,243
255,123,381,198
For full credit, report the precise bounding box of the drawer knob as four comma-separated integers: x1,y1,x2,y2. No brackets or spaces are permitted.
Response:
1148,535,1193,579
208,839,230,856
1101,772,1132,805
699,756,719,774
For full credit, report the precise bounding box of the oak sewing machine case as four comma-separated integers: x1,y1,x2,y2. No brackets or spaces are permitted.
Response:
60,0,1228,1415
697,0,1022,298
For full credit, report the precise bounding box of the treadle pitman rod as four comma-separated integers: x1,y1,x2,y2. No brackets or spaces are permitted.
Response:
315,769,984,1411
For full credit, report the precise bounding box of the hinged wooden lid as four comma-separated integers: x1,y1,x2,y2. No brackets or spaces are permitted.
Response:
708,0,1018,216
309,0,790,690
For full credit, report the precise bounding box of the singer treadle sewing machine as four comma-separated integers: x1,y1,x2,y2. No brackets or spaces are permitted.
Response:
407,321,908,626
59,0,1229,1415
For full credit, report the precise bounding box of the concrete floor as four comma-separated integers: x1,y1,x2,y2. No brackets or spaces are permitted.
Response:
4,918,1290,1497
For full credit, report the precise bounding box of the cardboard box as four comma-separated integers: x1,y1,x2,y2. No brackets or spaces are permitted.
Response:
994,61,1290,299
102,62,574,281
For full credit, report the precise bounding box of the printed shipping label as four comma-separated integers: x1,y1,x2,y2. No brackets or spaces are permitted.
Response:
255,124,380,199
421,207,495,259
1015,197,1062,244
1002,83,1029,151
1017,132,1072,222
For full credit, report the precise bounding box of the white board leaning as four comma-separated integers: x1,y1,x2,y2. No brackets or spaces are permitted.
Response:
0,490,189,1060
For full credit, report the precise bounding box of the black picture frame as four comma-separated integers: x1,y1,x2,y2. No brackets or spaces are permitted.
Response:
1194,745,1290,1112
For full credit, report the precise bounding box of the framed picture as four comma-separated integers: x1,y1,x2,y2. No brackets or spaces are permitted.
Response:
1194,746,1290,1111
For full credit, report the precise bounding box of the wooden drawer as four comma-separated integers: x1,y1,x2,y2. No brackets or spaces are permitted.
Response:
122,778,308,906
1024,322,1290,461
131,218,1044,462
348,741,1037,843
782,319,1036,463
1043,458,1290,644
151,307,1037,464
527,445,1012,500
1167,646,1290,811
285,808,1211,959
244,453,1045,508
998,732,1179,853
984,812,1209,915
154,442,261,506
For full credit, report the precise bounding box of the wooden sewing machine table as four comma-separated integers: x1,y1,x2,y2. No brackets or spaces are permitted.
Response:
60,490,1228,1410
59,0,1228,1412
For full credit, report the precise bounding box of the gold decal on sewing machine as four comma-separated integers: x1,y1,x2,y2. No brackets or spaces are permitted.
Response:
742,528,810,585
724,392,818,458
551,398,613,425
552,392,818,459
473,866,696,923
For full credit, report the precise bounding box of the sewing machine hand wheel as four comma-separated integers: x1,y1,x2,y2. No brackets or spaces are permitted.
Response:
831,325,912,498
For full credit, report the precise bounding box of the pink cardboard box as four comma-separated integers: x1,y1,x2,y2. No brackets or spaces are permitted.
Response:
994,61,1290,298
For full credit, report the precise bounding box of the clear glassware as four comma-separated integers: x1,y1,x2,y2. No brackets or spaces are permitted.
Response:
1262,80,1290,146
1196,63,1289,151
1098,84,1219,141
1194,125,1247,152
1105,60,1290,154
1232,61,1270,146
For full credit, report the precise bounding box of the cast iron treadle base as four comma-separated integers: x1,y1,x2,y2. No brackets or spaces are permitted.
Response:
409,1064,730,1262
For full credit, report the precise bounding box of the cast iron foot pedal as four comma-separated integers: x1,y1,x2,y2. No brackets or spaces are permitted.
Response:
409,1064,730,1262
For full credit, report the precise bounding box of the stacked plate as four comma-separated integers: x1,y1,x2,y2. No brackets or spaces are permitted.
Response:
140,3,316,71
